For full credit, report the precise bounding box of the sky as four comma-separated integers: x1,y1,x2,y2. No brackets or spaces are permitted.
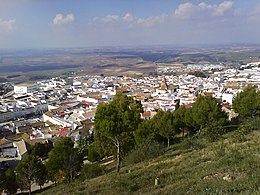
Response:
1,0,260,49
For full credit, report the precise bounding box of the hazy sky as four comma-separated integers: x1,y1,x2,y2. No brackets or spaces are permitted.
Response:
1,0,260,49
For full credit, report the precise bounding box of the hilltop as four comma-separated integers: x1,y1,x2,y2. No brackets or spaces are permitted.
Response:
41,130,260,194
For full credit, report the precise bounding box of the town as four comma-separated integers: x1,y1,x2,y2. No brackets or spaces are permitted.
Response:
0,61,259,167
1,0,260,193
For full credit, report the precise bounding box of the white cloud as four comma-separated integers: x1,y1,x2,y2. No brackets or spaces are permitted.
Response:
136,14,166,27
123,13,135,22
102,15,120,23
174,1,234,19
86,1,246,46
91,1,235,29
91,12,166,29
211,1,234,16
52,13,75,25
174,2,194,19
0,18,16,32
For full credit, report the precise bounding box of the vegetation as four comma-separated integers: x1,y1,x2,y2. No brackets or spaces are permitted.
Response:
0,169,18,194
30,142,53,160
2,86,258,194
79,164,104,181
188,71,208,78
124,141,164,165
94,92,143,172
46,137,83,183
233,85,260,119
40,130,260,195
16,154,46,195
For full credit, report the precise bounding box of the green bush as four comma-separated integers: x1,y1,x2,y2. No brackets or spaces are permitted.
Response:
178,136,207,151
113,175,140,193
242,117,260,132
202,126,223,142
212,139,227,157
124,141,164,165
80,163,104,181
87,144,101,162
232,117,260,143
232,128,247,143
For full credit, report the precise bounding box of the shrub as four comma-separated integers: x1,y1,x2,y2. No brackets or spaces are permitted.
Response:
178,136,207,151
232,128,247,143
80,164,104,181
242,117,260,132
87,144,101,162
124,141,164,165
212,139,227,157
113,175,140,193
232,117,260,143
201,126,224,142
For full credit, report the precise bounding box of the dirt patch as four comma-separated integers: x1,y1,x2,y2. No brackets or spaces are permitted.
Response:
203,171,242,182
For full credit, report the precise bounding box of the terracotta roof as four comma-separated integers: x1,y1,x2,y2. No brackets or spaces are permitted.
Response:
59,127,69,137
142,111,151,117
183,103,193,108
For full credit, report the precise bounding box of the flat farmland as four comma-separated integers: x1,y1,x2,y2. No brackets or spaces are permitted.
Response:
1,45,260,83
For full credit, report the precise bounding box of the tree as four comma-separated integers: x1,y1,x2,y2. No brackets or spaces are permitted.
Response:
184,107,197,135
155,110,177,147
94,92,143,172
175,100,180,110
34,164,47,189
233,85,260,119
76,136,90,159
0,169,18,195
16,155,46,195
46,137,83,183
191,95,227,133
30,142,53,160
173,106,187,137
134,119,156,143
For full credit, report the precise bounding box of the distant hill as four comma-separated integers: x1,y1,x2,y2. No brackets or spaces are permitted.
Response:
2,45,260,82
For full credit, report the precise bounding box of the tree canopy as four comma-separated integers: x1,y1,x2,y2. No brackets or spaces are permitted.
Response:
16,154,46,195
94,92,143,172
191,95,227,131
233,85,260,119
0,169,18,195
30,142,53,160
46,137,83,183
155,110,178,147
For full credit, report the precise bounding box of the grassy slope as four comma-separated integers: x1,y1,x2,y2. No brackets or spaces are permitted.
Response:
41,131,260,195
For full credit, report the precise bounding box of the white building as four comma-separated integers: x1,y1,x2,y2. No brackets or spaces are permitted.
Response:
14,83,39,95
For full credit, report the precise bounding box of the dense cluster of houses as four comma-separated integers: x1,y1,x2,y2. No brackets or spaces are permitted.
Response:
0,62,259,163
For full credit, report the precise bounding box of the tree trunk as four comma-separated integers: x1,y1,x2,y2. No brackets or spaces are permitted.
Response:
167,137,170,148
116,139,121,172
29,185,31,195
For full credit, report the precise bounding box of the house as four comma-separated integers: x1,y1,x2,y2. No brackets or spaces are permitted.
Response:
0,138,17,158
222,91,235,105
14,83,39,95
222,104,239,121
13,139,28,160
140,111,157,120
0,138,28,160
30,129,52,140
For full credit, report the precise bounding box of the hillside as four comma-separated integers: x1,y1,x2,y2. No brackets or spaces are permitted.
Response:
41,130,260,195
